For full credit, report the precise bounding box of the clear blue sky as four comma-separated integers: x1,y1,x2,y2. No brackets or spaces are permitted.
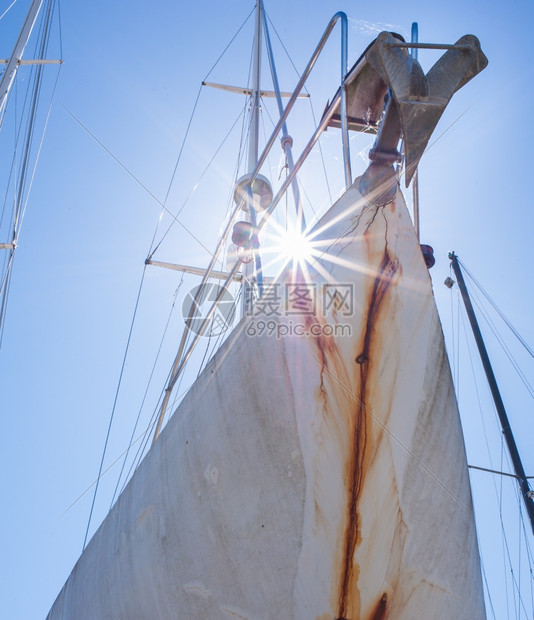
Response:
0,0,533,618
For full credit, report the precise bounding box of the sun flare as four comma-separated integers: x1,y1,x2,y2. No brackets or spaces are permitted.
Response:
278,228,314,264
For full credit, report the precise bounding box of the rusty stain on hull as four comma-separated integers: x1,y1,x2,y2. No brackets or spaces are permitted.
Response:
370,594,388,620
335,593,387,620
46,177,488,619
337,215,399,619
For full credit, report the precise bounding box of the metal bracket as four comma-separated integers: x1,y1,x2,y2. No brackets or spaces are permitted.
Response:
359,93,402,205
365,32,488,187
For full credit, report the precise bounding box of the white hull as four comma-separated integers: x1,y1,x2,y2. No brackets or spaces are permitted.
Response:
48,179,485,619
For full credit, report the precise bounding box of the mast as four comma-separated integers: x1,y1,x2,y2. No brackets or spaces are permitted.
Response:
410,22,420,241
0,0,61,343
0,0,44,121
152,0,270,440
242,0,265,312
450,252,534,534
151,18,486,442
248,1,262,173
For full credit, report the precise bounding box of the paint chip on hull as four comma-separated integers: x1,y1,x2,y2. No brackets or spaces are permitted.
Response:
183,581,212,599
220,604,255,619
204,465,220,485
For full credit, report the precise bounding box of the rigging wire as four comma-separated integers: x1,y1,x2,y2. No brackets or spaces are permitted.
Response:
154,37,258,392
265,11,333,206
448,264,459,390
259,95,318,228
196,318,224,379
65,320,227,519
0,256,13,344
497,440,512,620
11,4,49,233
82,7,261,524
0,1,17,21
13,0,60,241
83,54,193,540
460,329,528,612
481,562,498,620
465,349,529,620
149,7,255,258
212,67,251,278
63,108,214,261
517,503,523,618
147,2,406,406
81,12,534,604
0,0,61,347
82,261,151,551
113,105,252,488
83,125,197,547
56,0,63,59
526,522,534,618
63,399,178,518
459,258,534,360
458,303,499,473
461,310,519,616
217,89,250,282
204,7,255,84
145,367,188,452
84,209,184,543
300,105,479,283
510,477,534,619
453,278,533,619
465,270,534,400
195,284,242,379
183,99,249,373
161,7,254,209
521,509,534,616
226,83,251,219
120,365,197,498
81,9,261,520
116,381,170,498
148,105,247,261
468,286,534,400
0,95,16,230
144,19,262,427
109,274,184,508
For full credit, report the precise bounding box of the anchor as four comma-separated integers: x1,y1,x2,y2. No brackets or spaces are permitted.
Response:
365,31,488,188
325,30,488,202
